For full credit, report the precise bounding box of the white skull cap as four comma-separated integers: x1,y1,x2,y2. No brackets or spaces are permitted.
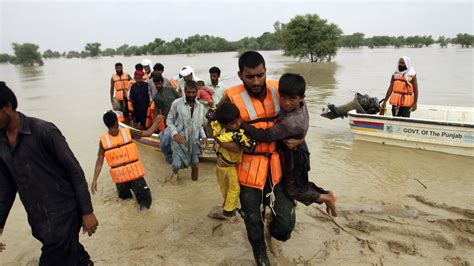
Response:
142,59,152,66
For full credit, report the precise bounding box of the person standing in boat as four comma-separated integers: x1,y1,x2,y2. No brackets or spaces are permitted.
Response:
91,110,162,210
176,66,201,97
110,62,131,121
207,66,227,104
148,63,172,100
141,59,152,81
166,80,207,182
0,82,98,265
151,74,180,164
129,70,151,129
381,56,419,117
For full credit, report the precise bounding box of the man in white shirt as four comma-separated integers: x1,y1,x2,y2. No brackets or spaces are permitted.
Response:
207,66,226,104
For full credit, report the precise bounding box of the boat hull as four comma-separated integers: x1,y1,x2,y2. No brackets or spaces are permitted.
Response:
118,122,216,158
348,106,474,157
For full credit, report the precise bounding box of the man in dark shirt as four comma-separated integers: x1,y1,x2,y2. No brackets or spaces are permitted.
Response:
152,74,179,123
152,74,179,164
129,70,150,129
0,82,98,265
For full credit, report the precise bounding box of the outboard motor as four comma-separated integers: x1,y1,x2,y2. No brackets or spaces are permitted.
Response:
321,93,380,119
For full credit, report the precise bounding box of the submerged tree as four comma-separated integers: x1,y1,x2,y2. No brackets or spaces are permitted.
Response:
452,33,474,48
43,49,61,59
10,43,43,66
339,32,365,48
282,14,342,62
437,36,448,48
0,54,11,63
66,51,81,58
85,42,102,57
101,48,116,57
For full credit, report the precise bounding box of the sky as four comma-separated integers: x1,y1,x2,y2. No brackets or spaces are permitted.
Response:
0,0,472,53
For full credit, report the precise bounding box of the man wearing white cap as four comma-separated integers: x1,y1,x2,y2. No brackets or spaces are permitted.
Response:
142,59,152,79
176,66,200,97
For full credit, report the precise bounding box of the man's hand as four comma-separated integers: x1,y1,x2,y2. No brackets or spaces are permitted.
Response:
91,180,98,195
0,228,4,252
82,213,99,236
410,104,417,112
200,137,208,148
156,114,164,122
173,134,186,144
283,138,303,149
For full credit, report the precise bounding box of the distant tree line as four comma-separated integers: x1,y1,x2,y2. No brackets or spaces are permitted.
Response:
0,13,472,66
339,33,473,49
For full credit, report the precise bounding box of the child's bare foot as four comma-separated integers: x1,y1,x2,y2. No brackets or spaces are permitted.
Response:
224,215,240,224
325,191,337,217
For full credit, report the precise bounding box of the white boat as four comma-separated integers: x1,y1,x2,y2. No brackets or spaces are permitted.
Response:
348,105,474,157
118,121,216,158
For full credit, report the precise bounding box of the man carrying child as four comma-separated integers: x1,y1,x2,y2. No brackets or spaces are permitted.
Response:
241,73,337,216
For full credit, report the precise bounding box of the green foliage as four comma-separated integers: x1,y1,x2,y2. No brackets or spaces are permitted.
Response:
85,42,101,57
66,51,81,58
281,14,343,62
123,46,146,56
364,36,393,47
393,36,405,48
115,44,129,55
43,49,61,59
257,32,282,50
339,32,365,48
10,43,44,66
437,36,448,48
0,54,11,63
101,48,116,57
452,33,474,48
273,21,285,44
80,51,89,58
363,35,434,48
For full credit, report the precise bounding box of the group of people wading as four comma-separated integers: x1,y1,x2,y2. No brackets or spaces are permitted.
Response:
0,51,419,266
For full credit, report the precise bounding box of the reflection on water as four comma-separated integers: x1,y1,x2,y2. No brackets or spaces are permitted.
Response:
285,62,339,89
16,65,44,82
284,62,339,110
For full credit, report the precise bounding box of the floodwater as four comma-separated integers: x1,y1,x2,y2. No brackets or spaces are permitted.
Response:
0,47,473,265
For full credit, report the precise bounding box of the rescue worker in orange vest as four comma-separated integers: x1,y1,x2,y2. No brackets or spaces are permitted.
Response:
381,56,419,117
91,110,163,210
216,51,297,265
110,62,131,120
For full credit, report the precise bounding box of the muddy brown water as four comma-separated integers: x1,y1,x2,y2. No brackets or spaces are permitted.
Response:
0,48,472,264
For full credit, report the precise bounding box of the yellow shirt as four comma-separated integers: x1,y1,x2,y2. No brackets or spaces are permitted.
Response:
211,121,247,166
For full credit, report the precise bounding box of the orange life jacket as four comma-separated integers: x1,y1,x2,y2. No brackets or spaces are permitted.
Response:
169,79,178,90
112,73,130,101
100,127,144,183
225,80,282,190
127,80,135,112
145,101,165,132
389,73,415,107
